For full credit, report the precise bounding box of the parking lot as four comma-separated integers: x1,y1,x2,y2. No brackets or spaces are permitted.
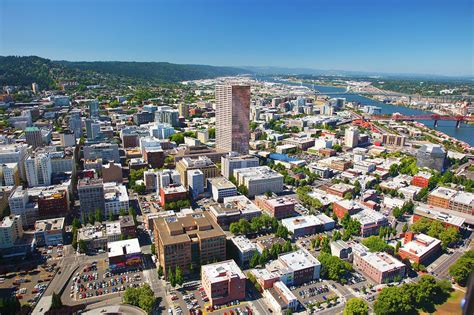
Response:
290,280,338,309
167,281,254,315
0,259,59,308
66,260,144,302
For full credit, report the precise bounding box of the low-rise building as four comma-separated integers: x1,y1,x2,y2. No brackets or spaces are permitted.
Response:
352,208,389,237
0,215,23,249
208,195,262,230
202,260,246,307
231,235,257,266
326,183,354,198
255,195,296,219
34,217,65,246
352,243,405,284
159,184,188,207
330,240,352,259
233,166,284,197
264,281,299,314
281,214,335,239
266,249,321,286
208,177,237,202
108,238,142,271
413,205,465,230
398,232,442,264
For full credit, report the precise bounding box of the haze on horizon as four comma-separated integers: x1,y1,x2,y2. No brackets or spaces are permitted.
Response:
1,0,473,77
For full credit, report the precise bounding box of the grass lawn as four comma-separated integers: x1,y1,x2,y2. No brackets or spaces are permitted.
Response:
421,289,464,315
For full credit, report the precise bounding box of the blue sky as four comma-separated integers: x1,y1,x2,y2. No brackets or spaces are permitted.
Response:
1,0,472,76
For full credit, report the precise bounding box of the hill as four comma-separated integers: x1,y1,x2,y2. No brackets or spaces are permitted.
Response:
0,56,251,89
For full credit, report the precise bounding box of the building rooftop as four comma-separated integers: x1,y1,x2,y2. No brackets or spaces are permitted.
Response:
34,218,64,232
208,177,237,190
233,166,284,181
352,208,387,227
107,238,141,258
278,249,320,272
202,259,246,284
414,205,465,227
281,215,322,231
353,244,405,272
161,184,187,194
231,235,257,253
400,233,441,258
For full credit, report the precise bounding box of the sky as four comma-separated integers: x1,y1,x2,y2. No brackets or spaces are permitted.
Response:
0,0,473,76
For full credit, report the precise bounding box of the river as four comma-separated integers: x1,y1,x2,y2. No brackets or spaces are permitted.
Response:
260,77,474,146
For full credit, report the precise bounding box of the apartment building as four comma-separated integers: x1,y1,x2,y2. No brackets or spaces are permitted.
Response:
0,215,23,249
398,232,442,264
255,195,296,219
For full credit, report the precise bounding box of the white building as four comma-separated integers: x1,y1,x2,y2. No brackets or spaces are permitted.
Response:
0,215,23,249
0,144,28,180
103,183,129,217
0,163,19,186
231,235,257,266
208,177,238,202
266,249,321,286
345,127,359,148
221,152,259,179
233,166,284,197
188,169,204,199
34,217,64,246
25,153,52,187
9,187,37,226
263,281,299,314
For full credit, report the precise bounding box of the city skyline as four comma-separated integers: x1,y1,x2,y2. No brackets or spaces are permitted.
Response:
1,0,472,76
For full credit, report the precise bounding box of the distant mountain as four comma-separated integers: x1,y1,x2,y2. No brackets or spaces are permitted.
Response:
0,56,252,89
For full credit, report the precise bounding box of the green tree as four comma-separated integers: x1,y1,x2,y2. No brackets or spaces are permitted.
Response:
95,209,102,223
108,212,114,221
402,223,408,233
318,253,353,283
361,236,388,252
168,267,176,287
320,236,331,254
175,266,183,286
78,240,87,253
237,184,248,196
449,250,474,286
157,265,163,278
373,286,415,315
250,251,260,268
343,298,368,315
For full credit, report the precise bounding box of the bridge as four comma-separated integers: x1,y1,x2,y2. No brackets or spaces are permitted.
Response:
367,113,474,128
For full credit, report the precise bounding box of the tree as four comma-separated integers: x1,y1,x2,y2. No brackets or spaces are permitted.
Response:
175,266,183,286
392,207,403,219
108,212,114,221
168,267,176,287
344,192,353,200
51,292,63,310
361,236,388,252
237,185,248,196
343,298,368,315
449,250,474,286
78,239,87,253
157,265,163,278
250,251,260,268
373,286,415,315
320,236,331,254
119,208,127,217
402,223,408,233
95,209,102,223
318,253,353,283
72,218,81,229
123,284,156,314
275,225,289,240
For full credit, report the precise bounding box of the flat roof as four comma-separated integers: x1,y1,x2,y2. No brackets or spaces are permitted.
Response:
281,215,322,231
278,249,320,272
352,208,387,226
354,244,405,272
107,238,141,257
414,205,466,227
34,217,64,232
208,177,237,190
231,235,257,253
400,233,441,258
202,259,246,284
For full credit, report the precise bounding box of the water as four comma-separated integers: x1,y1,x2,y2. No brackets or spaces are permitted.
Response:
260,77,474,146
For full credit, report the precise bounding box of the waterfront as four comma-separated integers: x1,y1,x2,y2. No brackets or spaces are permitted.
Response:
261,77,474,146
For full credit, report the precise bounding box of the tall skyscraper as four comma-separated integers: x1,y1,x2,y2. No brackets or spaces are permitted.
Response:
345,127,360,148
89,100,99,118
215,85,250,155
25,126,43,149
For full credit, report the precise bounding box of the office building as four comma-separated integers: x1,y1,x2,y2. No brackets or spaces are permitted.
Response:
330,240,352,259
281,214,335,239
78,178,105,219
103,182,129,217
208,195,262,229
83,143,120,163
34,217,65,246
153,212,226,278
0,215,23,249
133,111,155,125
413,205,465,230
155,106,179,127
0,163,20,186
208,177,237,202
233,166,284,197
188,169,204,199
398,232,442,264
89,100,99,118
221,152,259,179
255,196,296,219
352,243,405,284
178,103,189,118
159,184,188,207
25,126,43,149
231,235,257,266
416,144,446,172
69,110,82,138
215,84,250,155
266,249,321,286
345,127,359,148
176,156,220,188
202,260,246,307
37,187,69,219
352,208,389,237
411,172,432,188
0,144,28,180
264,281,299,314
102,162,123,183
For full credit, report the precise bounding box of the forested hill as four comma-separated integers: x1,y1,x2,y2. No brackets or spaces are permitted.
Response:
0,56,251,89
56,60,251,82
